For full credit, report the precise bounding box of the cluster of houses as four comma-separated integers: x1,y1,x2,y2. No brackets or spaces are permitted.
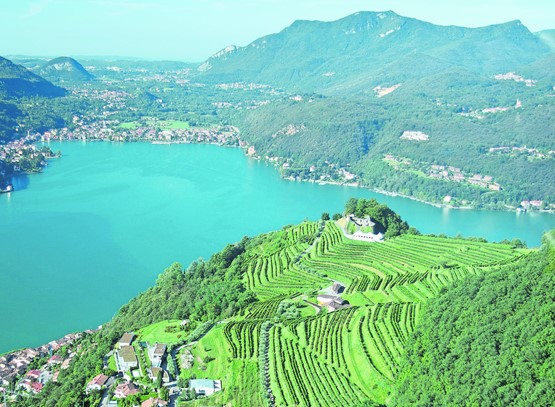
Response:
1,331,86,397
384,155,502,192
519,200,549,211
0,134,57,191
114,333,169,383
84,331,223,405
84,332,173,405
488,145,555,160
494,72,536,87
428,165,501,190
39,121,240,147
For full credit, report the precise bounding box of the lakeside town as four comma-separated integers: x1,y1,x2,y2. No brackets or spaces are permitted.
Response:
0,322,222,407
0,134,60,192
0,331,92,399
383,153,553,211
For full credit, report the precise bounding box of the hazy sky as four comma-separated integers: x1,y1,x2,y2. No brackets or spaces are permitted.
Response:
1,0,553,61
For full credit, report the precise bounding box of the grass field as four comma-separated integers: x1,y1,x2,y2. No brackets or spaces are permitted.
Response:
107,354,117,371
137,319,186,345
178,220,527,406
180,324,264,407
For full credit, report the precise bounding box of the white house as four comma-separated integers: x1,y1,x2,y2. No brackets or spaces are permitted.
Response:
189,379,222,396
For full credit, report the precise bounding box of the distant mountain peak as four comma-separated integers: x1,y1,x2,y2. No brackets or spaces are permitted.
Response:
196,11,552,93
37,56,94,82
0,56,66,98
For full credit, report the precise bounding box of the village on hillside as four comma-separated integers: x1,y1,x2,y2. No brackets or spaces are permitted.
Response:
0,321,224,407
0,331,92,399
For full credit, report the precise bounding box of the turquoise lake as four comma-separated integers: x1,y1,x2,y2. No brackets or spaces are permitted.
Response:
1,141,554,354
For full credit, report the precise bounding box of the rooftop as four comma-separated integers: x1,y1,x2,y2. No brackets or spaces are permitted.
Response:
119,346,137,364
118,332,134,345
190,379,216,389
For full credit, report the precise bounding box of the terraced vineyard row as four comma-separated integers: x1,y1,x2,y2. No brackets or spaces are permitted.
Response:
194,219,528,406
244,222,328,299
303,222,524,296
266,303,420,406
245,294,294,319
288,308,356,369
223,320,264,359
268,324,369,407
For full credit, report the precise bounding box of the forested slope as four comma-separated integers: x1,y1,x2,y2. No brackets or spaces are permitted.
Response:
393,231,555,406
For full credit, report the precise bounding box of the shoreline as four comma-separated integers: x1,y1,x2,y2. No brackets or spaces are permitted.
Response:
29,138,555,215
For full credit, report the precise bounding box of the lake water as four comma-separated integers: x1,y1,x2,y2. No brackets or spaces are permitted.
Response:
1,141,554,354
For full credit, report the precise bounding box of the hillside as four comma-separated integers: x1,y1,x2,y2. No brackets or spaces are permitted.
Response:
0,56,67,140
233,85,555,209
204,12,555,210
393,230,555,406
198,11,551,93
536,29,555,50
15,200,546,407
36,56,94,83
0,56,66,99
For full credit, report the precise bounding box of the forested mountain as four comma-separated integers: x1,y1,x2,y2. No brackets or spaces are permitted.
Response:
0,56,67,141
0,56,66,99
36,56,94,83
207,12,555,209
198,11,551,93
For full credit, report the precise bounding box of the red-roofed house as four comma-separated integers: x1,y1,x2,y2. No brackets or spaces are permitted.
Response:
47,355,63,365
141,398,168,407
26,370,41,380
114,382,139,399
87,373,110,392
30,382,43,393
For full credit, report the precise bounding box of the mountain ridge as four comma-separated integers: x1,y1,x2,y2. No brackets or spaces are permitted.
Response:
197,11,552,94
0,56,67,98
36,56,95,83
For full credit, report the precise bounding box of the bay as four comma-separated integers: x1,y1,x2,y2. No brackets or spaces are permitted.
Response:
1,141,554,354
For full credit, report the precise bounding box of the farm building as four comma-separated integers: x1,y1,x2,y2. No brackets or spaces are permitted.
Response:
348,214,377,232
316,294,348,312
189,379,222,396
316,294,345,305
331,282,344,294
346,214,384,242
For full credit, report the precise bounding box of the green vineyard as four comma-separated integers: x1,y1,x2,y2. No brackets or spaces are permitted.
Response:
243,222,327,300
183,220,527,407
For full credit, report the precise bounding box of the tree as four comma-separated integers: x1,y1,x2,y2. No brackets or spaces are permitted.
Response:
332,213,342,221
321,212,330,221
159,386,169,400
155,370,162,388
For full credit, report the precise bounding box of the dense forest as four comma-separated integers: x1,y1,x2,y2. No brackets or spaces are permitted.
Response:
393,231,555,406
